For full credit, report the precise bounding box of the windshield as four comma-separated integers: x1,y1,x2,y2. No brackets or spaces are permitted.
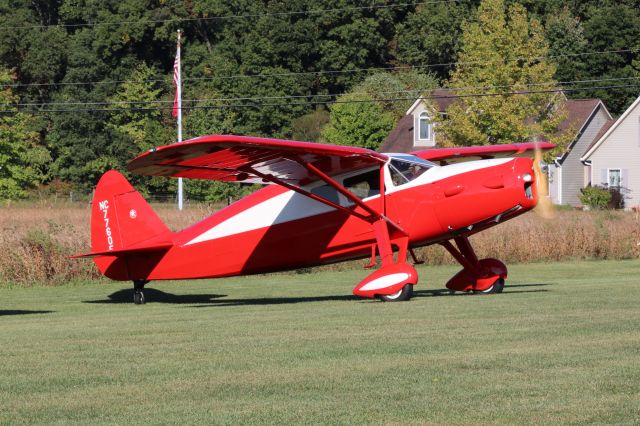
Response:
388,158,433,186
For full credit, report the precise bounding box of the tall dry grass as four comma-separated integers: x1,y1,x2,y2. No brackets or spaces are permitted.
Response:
1,202,639,285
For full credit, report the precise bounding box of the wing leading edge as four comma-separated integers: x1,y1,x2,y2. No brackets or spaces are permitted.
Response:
412,142,555,165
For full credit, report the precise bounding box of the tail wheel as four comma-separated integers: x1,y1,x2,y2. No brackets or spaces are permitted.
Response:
378,284,413,302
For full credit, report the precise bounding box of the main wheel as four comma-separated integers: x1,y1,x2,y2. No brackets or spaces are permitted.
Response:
133,290,146,305
474,278,505,295
378,284,413,302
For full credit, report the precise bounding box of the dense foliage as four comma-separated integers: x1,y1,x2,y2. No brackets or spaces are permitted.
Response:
0,0,638,199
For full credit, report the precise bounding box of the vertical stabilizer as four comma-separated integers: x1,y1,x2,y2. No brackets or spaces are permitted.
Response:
91,170,171,253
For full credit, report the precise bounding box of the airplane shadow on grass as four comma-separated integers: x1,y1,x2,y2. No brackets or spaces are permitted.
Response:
85,283,551,307
85,288,358,306
414,282,552,298
0,310,54,316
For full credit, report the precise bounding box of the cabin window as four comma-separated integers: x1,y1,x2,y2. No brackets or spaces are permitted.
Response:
310,184,340,205
389,159,431,186
608,169,621,188
418,111,432,140
343,169,380,200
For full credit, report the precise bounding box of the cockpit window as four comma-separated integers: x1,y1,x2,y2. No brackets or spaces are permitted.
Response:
309,167,380,207
343,169,380,199
389,158,432,186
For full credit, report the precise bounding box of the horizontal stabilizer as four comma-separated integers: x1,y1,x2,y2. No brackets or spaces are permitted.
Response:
71,241,173,258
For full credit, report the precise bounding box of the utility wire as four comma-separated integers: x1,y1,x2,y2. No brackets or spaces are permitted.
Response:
2,49,636,89
3,83,638,114
0,0,461,30
5,76,640,109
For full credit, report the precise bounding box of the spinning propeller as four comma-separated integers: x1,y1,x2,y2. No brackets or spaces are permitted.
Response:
533,142,556,219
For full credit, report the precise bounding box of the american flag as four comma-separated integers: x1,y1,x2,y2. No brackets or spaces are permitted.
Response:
171,44,180,118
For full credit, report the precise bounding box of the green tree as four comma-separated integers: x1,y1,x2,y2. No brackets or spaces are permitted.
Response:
321,93,394,150
545,7,588,86
395,2,477,81
581,4,640,114
0,70,50,199
437,0,567,148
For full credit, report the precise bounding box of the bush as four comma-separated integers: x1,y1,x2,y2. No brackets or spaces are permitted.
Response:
580,185,611,210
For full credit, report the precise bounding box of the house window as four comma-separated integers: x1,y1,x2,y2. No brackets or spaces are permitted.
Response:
608,169,621,188
418,112,431,140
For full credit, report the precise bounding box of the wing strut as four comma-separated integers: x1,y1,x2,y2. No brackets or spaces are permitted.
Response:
242,157,413,294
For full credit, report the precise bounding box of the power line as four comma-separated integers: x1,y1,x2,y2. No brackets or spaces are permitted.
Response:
3,83,639,114
2,48,636,89
6,76,640,109
0,0,461,31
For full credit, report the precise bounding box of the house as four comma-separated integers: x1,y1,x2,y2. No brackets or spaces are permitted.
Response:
548,99,613,206
380,92,613,207
581,95,640,209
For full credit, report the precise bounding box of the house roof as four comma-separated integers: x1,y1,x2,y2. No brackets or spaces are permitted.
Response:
380,93,608,154
430,89,458,112
378,115,414,153
555,99,611,165
581,95,640,161
558,99,603,134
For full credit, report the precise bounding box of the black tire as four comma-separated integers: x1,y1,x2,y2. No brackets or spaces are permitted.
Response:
378,284,413,302
474,278,505,295
133,290,145,305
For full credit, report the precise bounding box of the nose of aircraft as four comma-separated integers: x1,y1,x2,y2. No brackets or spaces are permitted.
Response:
512,157,538,210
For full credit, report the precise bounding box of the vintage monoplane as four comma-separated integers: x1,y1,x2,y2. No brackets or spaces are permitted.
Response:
77,135,553,304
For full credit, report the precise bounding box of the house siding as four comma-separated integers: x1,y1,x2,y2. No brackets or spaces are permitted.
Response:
588,101,640,208
549,164,560,203
560,107,611,206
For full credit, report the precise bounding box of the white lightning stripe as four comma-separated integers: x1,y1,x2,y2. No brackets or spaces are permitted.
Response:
360,273,410,291
186,158,513,245
185,191,336,245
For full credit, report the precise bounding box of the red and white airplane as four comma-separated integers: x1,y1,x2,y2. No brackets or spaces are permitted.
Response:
77,135,553,304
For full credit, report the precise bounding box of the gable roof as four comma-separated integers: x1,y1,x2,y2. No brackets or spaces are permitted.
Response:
581,95,640,161
555,99,611,165
558,99,604,134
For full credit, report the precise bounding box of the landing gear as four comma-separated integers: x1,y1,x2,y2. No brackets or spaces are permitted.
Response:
133,279,148,304
378,284,413,302
441,236,507,294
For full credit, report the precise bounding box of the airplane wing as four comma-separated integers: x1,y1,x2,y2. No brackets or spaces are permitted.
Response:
412,142,555,164
127,134,388,186
128,134,396,227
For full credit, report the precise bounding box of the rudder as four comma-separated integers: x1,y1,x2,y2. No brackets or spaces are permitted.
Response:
90,170,173,280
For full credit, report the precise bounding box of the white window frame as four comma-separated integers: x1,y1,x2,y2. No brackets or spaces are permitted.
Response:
608,168,621,188
418,111,432,141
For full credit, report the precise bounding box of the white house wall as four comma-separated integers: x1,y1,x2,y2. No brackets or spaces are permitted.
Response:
549,164,560,204
588,101,640,208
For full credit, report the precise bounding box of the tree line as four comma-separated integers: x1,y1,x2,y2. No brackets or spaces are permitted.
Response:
0,0,639,200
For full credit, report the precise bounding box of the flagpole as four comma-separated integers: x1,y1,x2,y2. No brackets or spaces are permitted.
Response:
176,29,184,210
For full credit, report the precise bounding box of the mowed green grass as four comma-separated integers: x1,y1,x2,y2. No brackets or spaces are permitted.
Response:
1,260,639,425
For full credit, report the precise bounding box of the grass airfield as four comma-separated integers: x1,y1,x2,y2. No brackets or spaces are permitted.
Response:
1,260,639,425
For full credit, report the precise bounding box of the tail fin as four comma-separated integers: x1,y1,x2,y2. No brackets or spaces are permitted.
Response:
85,170,173,279
91,170,171,253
